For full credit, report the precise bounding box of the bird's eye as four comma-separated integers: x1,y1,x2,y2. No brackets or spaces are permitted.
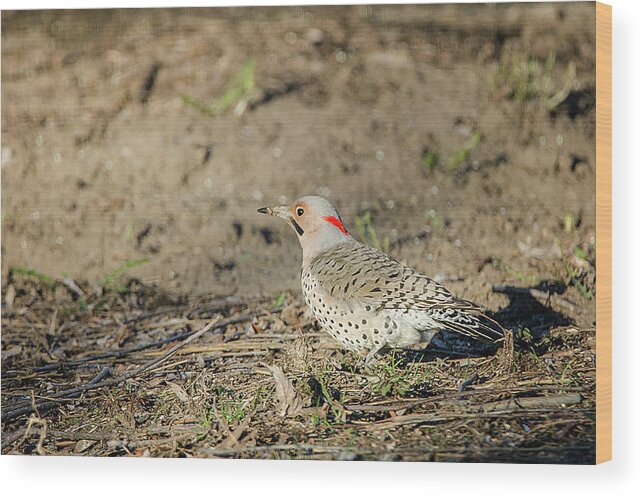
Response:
296,207,304,216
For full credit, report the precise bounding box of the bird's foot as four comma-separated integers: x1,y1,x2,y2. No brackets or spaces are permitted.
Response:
359,344,387,369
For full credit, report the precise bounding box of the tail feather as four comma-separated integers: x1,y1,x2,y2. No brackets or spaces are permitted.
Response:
429,305,506,342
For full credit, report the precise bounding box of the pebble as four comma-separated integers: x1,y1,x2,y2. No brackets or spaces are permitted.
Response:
281,304,299,326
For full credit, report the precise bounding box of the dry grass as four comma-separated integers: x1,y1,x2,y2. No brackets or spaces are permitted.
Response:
1,277,595,463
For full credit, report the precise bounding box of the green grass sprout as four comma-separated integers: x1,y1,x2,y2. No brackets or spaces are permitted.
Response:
181,59,256,117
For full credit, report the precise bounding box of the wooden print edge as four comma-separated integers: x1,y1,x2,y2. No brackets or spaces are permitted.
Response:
595,1,612,464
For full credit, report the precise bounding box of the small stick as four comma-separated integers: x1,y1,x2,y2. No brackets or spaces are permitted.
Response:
2,427,193,452
62,278,86,298
477,392,582,413
107,434,192,451
199,443,375,456
31,313,255,372
344,385,587,412
362,406,588,429
1,367,112,421
2,318,220,423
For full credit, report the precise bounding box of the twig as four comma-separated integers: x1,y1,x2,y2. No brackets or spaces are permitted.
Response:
199,442,593,459
2,427,194,452
117,295,251,325
476,392,582,412
399,347,487,359
141,342,286,355
186,296,245,318
492,285,578,313
107,434,192,451
63,278,86,298
2,428,31,450
344,385,587,412
31,313,255,372
199,443,374,456
1,367,112,421
17,417,48,455
362,406,589,429
2,427,113,451
2,318,221,422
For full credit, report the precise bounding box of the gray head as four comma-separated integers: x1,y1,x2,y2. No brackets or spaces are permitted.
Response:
258,195,352,260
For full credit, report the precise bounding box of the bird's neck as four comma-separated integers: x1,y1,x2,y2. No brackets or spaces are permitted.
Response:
301,231,353,267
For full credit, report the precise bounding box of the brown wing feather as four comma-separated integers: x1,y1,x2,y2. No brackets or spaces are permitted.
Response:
309,241,453,307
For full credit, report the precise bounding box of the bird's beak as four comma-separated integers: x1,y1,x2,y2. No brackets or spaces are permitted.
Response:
257,205,291,221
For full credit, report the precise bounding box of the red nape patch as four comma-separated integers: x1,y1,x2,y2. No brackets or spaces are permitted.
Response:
323,216,349,236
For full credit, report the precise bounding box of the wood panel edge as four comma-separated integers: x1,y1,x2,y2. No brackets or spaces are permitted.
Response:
595,0,612,465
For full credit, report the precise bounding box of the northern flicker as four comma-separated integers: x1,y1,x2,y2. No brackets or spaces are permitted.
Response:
258,195,505,362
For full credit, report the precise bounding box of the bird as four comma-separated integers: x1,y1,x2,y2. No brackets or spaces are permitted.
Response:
258,195,505,363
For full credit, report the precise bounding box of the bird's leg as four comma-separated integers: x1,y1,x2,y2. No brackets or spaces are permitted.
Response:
362,343,386,367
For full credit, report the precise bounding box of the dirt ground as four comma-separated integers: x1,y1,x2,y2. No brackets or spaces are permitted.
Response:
2,4,597,462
